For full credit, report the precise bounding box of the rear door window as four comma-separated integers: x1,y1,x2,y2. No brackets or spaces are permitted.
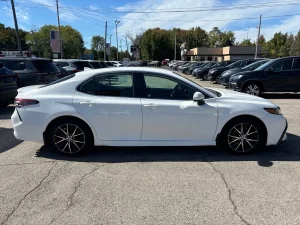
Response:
1,60,26,71
55,62,69,67
270,59,293,72
89,62,101,68
32,60,59,72
99,62,107,68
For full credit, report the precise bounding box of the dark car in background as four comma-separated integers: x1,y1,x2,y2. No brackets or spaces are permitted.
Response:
149,61,161,67
228,57,300,96
0,63,18,108
53,59,93,74
55,64,70,78
178,62,196,73
208,58,265,84
195,62,217,79
219,59,269,86
173,61,189,70
191,62,212,76
197,60,236,80
186,62,207,74
0,58,60,87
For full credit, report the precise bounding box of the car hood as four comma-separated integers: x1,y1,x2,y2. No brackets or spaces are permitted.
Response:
18,85,44,93
221,68,244,77
207,88,276,107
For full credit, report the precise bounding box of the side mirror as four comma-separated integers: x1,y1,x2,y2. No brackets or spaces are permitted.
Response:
193,92,205,101
266,67,273,72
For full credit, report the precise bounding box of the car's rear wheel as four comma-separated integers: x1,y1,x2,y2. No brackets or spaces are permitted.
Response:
202,72,209,81
48,119,93,156
220,118,265,154
243,83,261,96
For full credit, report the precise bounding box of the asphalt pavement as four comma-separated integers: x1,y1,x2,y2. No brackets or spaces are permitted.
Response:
1,68,300,225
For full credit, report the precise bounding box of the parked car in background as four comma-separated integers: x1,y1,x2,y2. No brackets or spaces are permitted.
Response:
186,62,207,75
178,62,196,73
228,56,300,96
162,59,169,65
208,59,265,84
1,57,60,87
149,61,162,67
0,63,18,108
55,64,70,78
192,62,211,76
173,61,189,70
110,61,124,67
170,61,184,69
195,62,218,79
12,67,287,155
219,59,269,86
196,61,237,80
54,59,93,74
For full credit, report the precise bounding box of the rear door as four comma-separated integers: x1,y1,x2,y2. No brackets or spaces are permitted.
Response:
290,58,300,92
266,59,294,91
73,72,142,141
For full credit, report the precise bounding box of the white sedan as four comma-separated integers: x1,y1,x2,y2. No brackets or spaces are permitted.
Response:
11,67,287,155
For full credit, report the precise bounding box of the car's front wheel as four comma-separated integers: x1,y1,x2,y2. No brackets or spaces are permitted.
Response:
48,119,93,156
220,118,265,154
202,72,209,81
243,83,261,96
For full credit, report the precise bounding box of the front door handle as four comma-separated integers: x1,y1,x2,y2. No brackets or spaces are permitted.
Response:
143,103,159,107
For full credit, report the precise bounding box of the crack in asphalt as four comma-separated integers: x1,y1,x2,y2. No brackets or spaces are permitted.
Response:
1,161,57,225
0,161,55,167
203,157,251,225
48,164,104,225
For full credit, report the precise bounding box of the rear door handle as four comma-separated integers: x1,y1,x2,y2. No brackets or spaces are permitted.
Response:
143,103,159,107
80,101,93,105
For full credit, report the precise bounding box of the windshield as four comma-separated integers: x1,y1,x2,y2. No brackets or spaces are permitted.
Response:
254,59,276,71
204,62,216,68
72,61,93,70
32,60,60,73
105,62,114,66
89,62,101,68
213,61,226,67
242,60,269,70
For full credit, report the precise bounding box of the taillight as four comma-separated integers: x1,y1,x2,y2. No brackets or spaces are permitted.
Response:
15,98,39,108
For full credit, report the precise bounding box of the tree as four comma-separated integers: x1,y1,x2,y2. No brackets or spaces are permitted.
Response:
208,27,222,47
126,32,143,59
239,39,255,46
266,32,288,58
0,23,29,51
280,34,294,57
91,35,104,51
290,31,300,56
25,25,84,58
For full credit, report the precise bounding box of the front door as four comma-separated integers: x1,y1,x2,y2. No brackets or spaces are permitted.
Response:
290,58,300,92
73,72,142,141
139,74,218,143
266,58,294,92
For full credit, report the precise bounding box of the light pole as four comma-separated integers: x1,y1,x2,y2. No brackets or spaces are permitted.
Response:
115,20,120,61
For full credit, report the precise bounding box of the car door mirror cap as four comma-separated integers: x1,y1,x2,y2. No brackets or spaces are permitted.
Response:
193,92,205,101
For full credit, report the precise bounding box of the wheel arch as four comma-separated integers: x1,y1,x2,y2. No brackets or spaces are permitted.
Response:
216,114,268,147
241,79,266,92
43,115,95,146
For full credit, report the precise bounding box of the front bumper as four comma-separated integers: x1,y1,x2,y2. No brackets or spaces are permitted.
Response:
227,82,242,92
219,77,229,86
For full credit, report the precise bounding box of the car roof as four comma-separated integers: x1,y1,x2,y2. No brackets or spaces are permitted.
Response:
0,57,51,61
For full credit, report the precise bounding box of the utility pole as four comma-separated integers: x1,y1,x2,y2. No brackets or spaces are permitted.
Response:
110,34,113,45
120,39,123,53
56,0,63,58
115,20,120,61
104,21,107,61
255,15,262,59
10,0,23,57
174,33,176,60
125,36,129,58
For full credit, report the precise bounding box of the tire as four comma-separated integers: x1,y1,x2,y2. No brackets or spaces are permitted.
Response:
202,72,208,81
215,75,221,84
48,119,93,156
220,118,265,154
243,82,262,96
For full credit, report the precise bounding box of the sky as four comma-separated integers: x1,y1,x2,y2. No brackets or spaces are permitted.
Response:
1,0,300,50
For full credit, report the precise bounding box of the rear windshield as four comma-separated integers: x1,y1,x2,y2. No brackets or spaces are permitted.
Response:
32,60,59,72
105,62,114,67
40,74,75,88
89,62,101,68
72,61,93,70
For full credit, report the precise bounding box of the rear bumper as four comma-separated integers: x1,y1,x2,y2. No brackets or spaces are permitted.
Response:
11,109,45,144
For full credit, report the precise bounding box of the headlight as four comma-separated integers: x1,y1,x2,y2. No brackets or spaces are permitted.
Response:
222,71,229,77
230,74,243,81
264,107,282,115
209,70,216,74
